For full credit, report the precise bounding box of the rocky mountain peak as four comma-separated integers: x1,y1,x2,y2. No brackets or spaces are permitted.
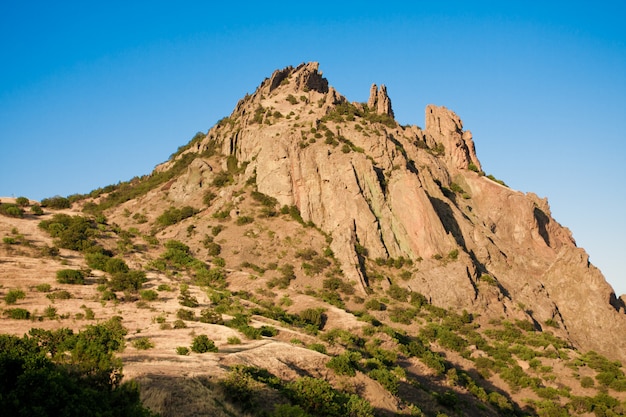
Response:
6,62,626,417
266,62,329,94
154,62,626,363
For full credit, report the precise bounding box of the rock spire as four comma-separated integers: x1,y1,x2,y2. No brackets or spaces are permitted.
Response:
367,83,394,117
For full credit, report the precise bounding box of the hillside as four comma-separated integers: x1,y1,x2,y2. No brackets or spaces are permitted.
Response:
1,62,626,416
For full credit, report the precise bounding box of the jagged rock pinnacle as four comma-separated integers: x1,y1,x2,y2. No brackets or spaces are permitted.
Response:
367,83,394,117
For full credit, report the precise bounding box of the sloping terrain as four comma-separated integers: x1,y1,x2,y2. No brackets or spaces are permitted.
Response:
1,63,626,416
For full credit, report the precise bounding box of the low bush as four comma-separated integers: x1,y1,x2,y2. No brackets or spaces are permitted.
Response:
299,308,326,330
212,171,232,187
5,308,30,319
30,204,44,215
176,346,190,355
40,196,71,209
327,351,361,376
15,196,30,206
132,337,154,350
56,269,85,285
108,270,147,292
46,290,72,301
4,289,26,304
236,215,254,225
191,334,218,353
156,206,197,227
140,290,158,301
176,309,195,321
0,203,24,218
38,214,98,251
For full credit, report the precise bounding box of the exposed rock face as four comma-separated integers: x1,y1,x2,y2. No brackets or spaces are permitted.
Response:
168,158,213,202
367,83,394,117
176,62,626,363
425,105,481,171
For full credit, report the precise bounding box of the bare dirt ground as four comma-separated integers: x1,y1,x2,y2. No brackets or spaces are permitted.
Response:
0,200,401,415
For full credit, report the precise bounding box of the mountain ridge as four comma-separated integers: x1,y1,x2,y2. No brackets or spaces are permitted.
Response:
159,62,625,362
2,62,626,416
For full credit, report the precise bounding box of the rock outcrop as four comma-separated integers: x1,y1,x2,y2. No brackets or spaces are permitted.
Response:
367,83,394,116
169,62,626,363
425,105,481,171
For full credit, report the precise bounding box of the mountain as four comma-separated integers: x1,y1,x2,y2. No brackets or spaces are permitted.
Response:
163,62,626,361
1,62,625,416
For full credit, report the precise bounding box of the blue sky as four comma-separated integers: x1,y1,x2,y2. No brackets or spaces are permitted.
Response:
1,1,625,295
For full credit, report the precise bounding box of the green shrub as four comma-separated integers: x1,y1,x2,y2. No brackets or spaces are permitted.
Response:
479,274,497,286
544,318,560,328
176,309,195,321
30,204,44,215
3,236,18,245
203,191,217,206
176,346,190,355
299,308,326,330
212,171,232,187
35,283,51,293
389,307,417,324
15,196,30,206
139,290,158,301
38,214,98,251
286,377,341,416
238,325,262,340
40,196,71,209
5,308,30,319
178,284,199,307
83,307,95,320
327,351,361,376
199,308,223,324
368,368,399,394
85,251,111,270
205,242,221,256
387,284,409,302
4,289,26,304
191,334,218,353
580,376,594,388
236,215,254,225
46,290,72,301
108,270,146,292
307,343,327,354
0,203,24,218
250,190,278,207
364,298,385,311
132,337,154,350
156,206,197,226
56,269,85,285
173,319,187,329
227,336,241,345
43,305,57,319
260,325,278,337
104,257,129,274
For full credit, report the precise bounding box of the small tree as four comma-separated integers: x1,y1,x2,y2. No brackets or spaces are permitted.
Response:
56,269,85,285
191,334,218,353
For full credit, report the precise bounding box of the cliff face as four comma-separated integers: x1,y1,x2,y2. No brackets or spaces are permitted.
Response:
170,62,626,362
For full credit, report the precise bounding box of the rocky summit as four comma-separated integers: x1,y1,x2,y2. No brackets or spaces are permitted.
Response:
170,62,626,362
1,62,626,416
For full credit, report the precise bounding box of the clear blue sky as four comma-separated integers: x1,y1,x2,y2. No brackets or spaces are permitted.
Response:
1,1,625,295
